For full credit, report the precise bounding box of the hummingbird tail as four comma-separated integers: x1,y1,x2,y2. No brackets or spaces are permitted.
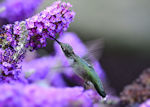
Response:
93,81,106,98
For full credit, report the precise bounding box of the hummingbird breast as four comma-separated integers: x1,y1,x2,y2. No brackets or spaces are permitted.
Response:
72,56,90,81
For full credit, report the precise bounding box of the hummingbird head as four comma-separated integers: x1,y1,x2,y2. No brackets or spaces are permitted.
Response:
60,43,75,57
48,35,75,57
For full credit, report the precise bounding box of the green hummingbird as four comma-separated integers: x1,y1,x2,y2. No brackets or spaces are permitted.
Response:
49,35,106,98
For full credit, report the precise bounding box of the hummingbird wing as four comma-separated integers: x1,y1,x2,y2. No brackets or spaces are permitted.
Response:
82,38,104,65
84,38,104,60
49,38,104,70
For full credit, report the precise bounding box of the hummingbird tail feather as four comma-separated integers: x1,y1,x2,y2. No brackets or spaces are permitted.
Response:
93,81,106,98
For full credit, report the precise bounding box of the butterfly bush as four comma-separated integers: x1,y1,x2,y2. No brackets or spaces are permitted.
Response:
0,1,75,82
0,0,42,23
0,83,99,107
22,32,106,87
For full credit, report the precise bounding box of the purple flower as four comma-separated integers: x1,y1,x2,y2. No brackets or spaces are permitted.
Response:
0,1,75,82
0,0,42,23
25,1,75,50
1,1,75,50
0,83,99,107
140,99,150,107
0,48,21,82
0,22,28,83
22,55,67,87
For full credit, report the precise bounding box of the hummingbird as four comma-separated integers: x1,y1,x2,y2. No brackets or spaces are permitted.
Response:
49,35,106,98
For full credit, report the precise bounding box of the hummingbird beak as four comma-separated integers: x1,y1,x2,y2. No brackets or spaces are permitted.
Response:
49,35,61,45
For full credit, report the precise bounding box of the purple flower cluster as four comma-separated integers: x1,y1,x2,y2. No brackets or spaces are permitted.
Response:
0,21,28,83
0,1,75,82
22,32,106,87
1,1,75,50
0,48,21,82
0,0,42,23
0,83,98,107
25,1,75,50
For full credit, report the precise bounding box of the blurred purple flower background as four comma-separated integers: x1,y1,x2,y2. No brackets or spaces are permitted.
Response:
0,0,42,23
0,83,98,107
140,99,150,107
